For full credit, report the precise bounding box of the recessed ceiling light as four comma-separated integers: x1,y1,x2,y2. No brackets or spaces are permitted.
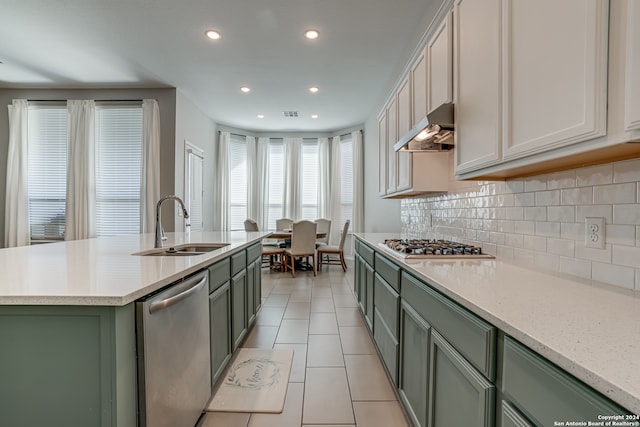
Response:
311,114,319,119
309,87,319,93
257,114,265,119
304,29,319,40
240,86,251,93
205,30,221,40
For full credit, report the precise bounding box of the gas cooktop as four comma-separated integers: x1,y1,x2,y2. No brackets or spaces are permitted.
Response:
379,239,494,259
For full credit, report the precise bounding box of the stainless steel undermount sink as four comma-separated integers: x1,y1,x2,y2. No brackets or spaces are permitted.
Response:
133,243,230,256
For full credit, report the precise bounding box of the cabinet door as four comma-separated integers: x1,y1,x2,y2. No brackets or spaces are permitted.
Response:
209,282,231,386
386,98,398,193
378,113,388,196
231,269,247,350
354,254,362,301
427,12,453,113
412,50,427,127
399,301,431,427
453,0,502,174
502,0,608,160
500,400,534,427
246,260,256,325
253,259,261,315
428,330,495,427
396,77,412,191
624,0,640,131
364,261,375,330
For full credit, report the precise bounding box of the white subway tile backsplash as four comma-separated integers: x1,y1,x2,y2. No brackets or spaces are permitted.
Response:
606,224,636,246
561,187,593,205
576,163,613,187
593,183,637,204
559,257,591,279
401,159,640,290
591,262,636,289
548,206,575,222
547,170,576,189
613,158,640,183
535,190,560,206
576,205,612,223
612,245,640,268
613,204,640,225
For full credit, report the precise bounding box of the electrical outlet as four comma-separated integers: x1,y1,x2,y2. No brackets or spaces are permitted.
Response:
585,217,605,249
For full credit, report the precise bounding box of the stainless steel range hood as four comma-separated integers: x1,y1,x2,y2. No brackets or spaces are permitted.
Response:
394,102,454,152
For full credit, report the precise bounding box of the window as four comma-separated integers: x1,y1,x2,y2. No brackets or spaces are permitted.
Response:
339,135,353,230
266,141,284,230
95,107,143,236
301,139,319,220
229,134,248,230
27,104,143,241
27,107,67,240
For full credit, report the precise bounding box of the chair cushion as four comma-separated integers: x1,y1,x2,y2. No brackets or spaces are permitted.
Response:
317,245,340,253
263,246,284,255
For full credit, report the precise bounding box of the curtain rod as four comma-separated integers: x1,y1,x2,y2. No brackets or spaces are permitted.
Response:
220,129,362,139
27,99,146,102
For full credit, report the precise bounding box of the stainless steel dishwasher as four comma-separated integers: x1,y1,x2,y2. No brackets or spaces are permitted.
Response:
136,270,211,427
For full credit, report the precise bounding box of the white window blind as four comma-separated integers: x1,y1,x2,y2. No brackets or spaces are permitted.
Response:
301,140,319,220
339,136,353,230
266,141,284,229
95,107,143,236
229,134,248,230
27,107,67,240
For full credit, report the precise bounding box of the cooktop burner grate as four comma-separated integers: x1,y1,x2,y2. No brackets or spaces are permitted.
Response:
379,239,494,259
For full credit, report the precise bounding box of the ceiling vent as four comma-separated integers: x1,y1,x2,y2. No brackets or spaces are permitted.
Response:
283,111,299,118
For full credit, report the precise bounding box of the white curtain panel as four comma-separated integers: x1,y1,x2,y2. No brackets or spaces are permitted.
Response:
352,130,364,233
141,99,161,233
65,100,96,241
256,137,270,229
4,99,30,247
329,135,342,245
283,137,302,220
217,131,231,230
246,136,258,225
317,137,331,219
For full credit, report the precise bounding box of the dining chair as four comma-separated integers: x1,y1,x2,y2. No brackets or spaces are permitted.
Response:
317,220,350,272
275,218,293,248
244,218,259,231
283,220,317,277
314,218,331,248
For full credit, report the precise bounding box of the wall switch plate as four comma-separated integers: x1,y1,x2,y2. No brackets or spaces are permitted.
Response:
585,217,605,249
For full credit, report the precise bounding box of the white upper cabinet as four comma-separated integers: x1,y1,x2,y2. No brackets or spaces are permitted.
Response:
453,0,502,174
397,77,412,191
624,1,640,131
378,112,388,196
501,0,608,161
427,12,453,114
412,51,427,128
386,98,398,194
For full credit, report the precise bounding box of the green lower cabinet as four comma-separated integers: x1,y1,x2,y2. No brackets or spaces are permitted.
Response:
501,336,629,426
399,301,431,427
0,305,137,427
252,258,261,315
209,282,232,387
247,260,257,325
364,262,374,329
429,330,495,427
354,254,362,301
500,400,534,427
231,269,247,350
373,307,399,385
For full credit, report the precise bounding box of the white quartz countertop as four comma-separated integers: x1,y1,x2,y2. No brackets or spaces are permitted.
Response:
356,233,640,415
0,231,269,306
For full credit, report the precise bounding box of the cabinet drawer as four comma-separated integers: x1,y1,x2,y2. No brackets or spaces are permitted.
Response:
374,273,400,338
374,253,400,291
231,250,247,276
208,258,230,293
502,336,628,426
246,242,261,263
401,271,496,380
500,400,533,427
374,307,399,385
358,241,375,266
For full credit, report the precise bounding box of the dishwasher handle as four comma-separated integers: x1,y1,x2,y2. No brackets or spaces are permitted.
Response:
149,274,207,315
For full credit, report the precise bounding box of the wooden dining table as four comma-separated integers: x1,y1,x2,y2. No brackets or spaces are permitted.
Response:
267,230,327,239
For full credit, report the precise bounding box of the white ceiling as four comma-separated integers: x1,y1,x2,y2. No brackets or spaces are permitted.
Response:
0,0,438,132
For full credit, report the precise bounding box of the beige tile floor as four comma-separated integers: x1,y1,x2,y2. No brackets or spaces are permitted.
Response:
199,262,411,427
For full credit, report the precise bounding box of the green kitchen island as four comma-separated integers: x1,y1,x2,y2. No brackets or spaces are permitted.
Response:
0,231,269,427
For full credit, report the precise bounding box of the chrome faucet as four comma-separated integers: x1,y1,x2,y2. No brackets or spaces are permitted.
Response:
155,195,190,248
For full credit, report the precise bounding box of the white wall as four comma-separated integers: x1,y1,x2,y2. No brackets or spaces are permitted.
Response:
174,90,218,231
